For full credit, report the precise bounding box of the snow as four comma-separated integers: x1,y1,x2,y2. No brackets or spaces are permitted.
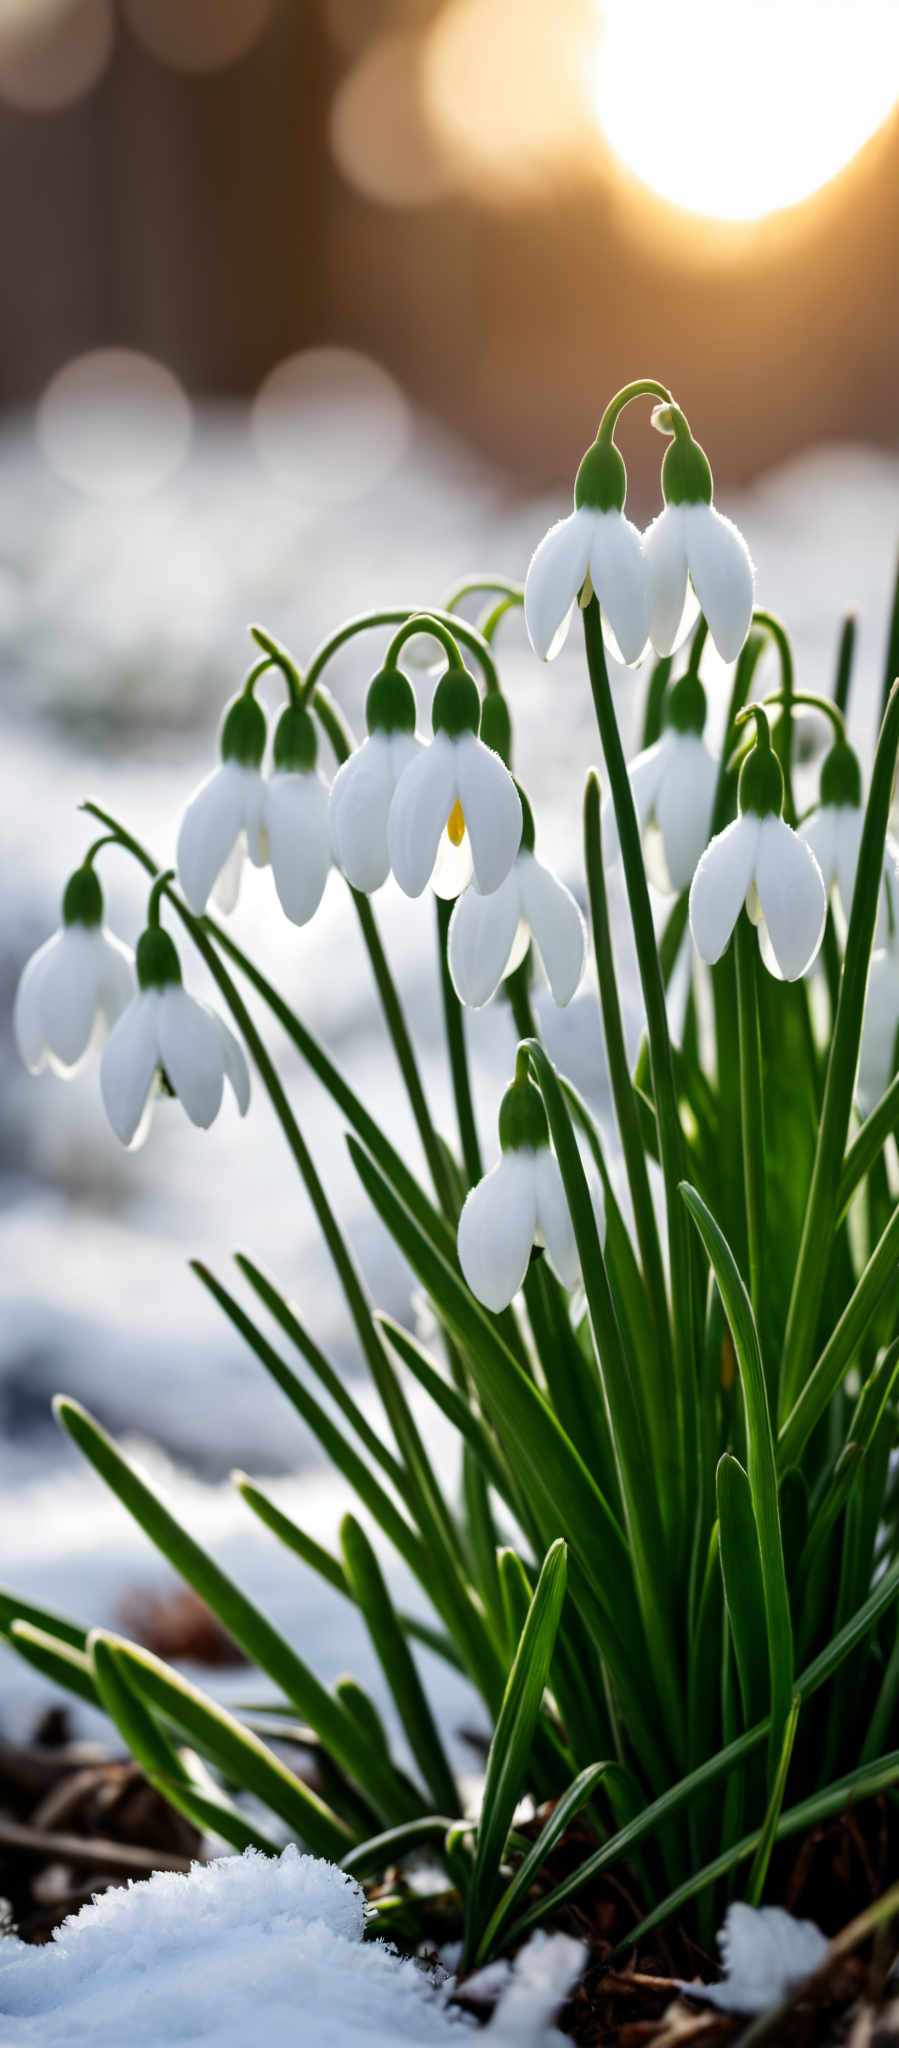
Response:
680,1902,829,2015
0,1843,581,2046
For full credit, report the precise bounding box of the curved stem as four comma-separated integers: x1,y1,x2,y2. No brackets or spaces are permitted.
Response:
597,378,673,441
248,627,302,706
735,911,765,1322
82,833,122,869
444,576,523,611
384,613,465,674
759,689,845,743
303,607,502,699
752,610,796,823
479,594,522,644
436,896,482,1188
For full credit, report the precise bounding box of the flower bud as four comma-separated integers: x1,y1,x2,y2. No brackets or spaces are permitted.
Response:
365,667,417,736
498,1077,549,1153
273,703,317,772
478,692,513,766
819,739,862,810
136,927,182,991
574,437,627,513
431,667,480,739
738,743,784,819
220,693,267,768
62,863,103,928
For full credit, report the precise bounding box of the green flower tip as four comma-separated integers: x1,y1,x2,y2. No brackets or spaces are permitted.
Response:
136,926,182,991
661,422,713,507
516,781,536,854
273,702,317,771
574,437,627,514
665,670,707,736
365,667,417,738
432,666,480,739
62,863,103,928
739,741,784,819
478,692,513,767
498,1077,549,1153
820,739,862,809
221,693,267,768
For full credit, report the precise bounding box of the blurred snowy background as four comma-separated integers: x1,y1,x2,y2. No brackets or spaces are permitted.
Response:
0,0,898,1759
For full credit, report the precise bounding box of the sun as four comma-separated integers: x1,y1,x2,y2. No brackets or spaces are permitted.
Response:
592,0,899,222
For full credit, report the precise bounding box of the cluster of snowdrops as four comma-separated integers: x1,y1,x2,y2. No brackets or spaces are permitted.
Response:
15,382,899,1315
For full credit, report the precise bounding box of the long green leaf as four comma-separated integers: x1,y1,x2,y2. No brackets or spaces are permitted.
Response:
340,1515,460,1816
7,1620,100,1709
341,1816,459,1880
53,1395,421,1826
477,1760,618,1962
681,1184,793,1766
716,1455,768,1731
462,1540,567,1967
376,1315,508,1497
778,1207,899,1468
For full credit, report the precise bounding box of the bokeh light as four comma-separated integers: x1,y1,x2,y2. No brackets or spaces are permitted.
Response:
330,32,456,207
0,0,113,112
121,0,271,75
593,0,899,221
250,347,410,505
422,0,600,198
36,350,192,499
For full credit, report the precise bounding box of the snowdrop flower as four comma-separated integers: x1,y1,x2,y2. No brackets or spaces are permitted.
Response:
387,666,522,899
690,714,826,980
682,1903,827,2016
177,693,330,926
644,409,754,663
448,789,585,1008
329,667,421,894
799,737,899,941
602,669,718,893
14,862,133,1077
458,1075,603,1313
524,431,650,665
100,911,249,1150
857,943,899,1114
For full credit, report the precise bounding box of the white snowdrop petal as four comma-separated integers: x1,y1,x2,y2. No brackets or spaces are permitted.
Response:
212,837,246,914
448,872,521,1008
100,992,161,1147
689,815,759,965
176,762,249,916
454,735,523,896
524,509,593,661
430,825,474,899
628,735,669,832
798,806,837,889
214,1013,251,1116
242,768,269,868
517,854,586,1006
835,806,863,924
655,734,718,891
13,936,57,1072
265,771,331,925
329,734,396,894
683,503,755,663
92,930,135,1042
156,987,225,1130
644,505,691,656
533,1148,579,1288
388,731,458,898
457,1153,538,1312
755,816,827,981
588,508,651,665
39,927,108,1072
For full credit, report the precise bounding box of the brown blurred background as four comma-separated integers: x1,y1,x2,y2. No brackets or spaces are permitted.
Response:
0,0,897,515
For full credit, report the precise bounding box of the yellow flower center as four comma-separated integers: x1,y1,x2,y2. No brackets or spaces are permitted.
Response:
447,797,466,846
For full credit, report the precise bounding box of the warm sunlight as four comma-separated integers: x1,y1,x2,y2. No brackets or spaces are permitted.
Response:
593,0,899,220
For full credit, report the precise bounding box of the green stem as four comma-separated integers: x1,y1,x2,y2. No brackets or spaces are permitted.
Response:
384,613,465,673
436,896,483,1187
833,611,857,717
735,911,765,1321
752,610,796,824
596,378,672,440
303,606,502,699
444,577,523,611
880,552,899,726
581,599,696,1508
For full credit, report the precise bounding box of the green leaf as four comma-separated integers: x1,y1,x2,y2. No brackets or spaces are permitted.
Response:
89,1633,278,1855
376,1315,508,1497
341,1816,460,1881
53,1395,421,1827
462,1540,567,1968
778,1208,899,1468
340,1515,460,1817
716,1455,768,1731
476,1760,618,1962
96,1633,351,1858
680,1184,793,1766
745,1694,800,1905
0,1588,86,1651
7,1620,100,1709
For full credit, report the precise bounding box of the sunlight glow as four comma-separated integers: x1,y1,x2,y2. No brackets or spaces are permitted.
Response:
593,0,899,221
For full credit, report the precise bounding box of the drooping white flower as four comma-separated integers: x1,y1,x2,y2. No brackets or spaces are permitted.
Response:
643,415,754,662
177,694,330,926
329,667,422,893
387,666,522,900
602,670,718,893
681,1903,828,2016
100,922,249,1149
689,723,826,980
14,863,133,1077
525,429,650,664
857,944,899,1114
457,1078,603,1314
798,737,899,942
448,790,585,1008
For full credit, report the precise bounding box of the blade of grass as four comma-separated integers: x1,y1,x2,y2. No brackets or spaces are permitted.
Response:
778,1206,899,1468
340,1515,460,1816
476,1760,622,1962
716,1454,768,1732
745,1694,801,1905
